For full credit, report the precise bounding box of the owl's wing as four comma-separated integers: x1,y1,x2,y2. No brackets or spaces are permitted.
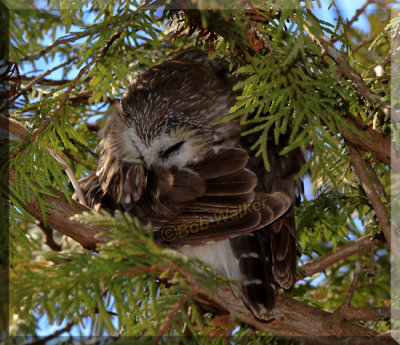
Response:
78,146,292,246
131,146,291,245
227,133,304,317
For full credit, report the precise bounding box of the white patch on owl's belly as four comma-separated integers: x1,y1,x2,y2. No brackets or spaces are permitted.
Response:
179,240,242,296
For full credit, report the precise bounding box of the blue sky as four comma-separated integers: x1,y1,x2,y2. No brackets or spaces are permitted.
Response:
15,0,395,338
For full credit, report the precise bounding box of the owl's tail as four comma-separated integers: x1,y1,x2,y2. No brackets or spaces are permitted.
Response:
229,213,297,320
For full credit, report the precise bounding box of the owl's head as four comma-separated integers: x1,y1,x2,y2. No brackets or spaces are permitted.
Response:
99,89,212,172
93,52,236,207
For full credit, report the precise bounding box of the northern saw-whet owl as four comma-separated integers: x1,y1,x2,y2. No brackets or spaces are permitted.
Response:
79,49,305,320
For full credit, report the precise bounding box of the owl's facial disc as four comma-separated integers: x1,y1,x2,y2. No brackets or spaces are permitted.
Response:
127,125,207,169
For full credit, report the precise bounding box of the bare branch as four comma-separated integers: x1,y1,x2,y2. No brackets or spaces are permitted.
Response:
202,284,387,340
22,32,91,62
37,221,62,251
21,320,74,345
346,141,400,264
343,0,373,33
8,76,72,86
339,113,395,170
46,146,88,207
342,250,363,307
297,234,382,281
364,158,390,202
7,173,104,251
3,59,73,110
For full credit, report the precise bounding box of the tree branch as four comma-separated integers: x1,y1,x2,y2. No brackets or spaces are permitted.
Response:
343,0,373,33
3,59,73,110
37,221,62,251
334,250,364,321
22,31,91,62
346,141,400,264
21,320,75,345
8,76,72,86
297,234,382,281
199,284,393,341
343,306,394,321
338,113,397,170
7,173,104,251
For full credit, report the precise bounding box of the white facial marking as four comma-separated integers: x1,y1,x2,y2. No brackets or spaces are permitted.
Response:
240,252,259,258
127,126,200,169
243,279,263,286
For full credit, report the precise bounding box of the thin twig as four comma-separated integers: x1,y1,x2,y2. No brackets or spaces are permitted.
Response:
343,0,373,33
37,221,62,251
353,37,375,53
8,76,73,86
21,320,74,345
46,146,88,207
3,59,73,110
346,141,400,264
337,113,396,170
364,158,390,202
341,250,363,308
22,32,91,62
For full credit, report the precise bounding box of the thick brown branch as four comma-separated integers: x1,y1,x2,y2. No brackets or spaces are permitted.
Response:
5,121,390,339
344,306,393,321
7,173,104,251
297,234,382,281
339,113,396,170
195,283,391,341
346,141,400,264
6,161,393,341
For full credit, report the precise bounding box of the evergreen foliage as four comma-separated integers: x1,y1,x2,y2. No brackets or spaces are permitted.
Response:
2,0,396,343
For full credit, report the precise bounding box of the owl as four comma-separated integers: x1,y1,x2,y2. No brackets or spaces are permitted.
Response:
79,49,305,320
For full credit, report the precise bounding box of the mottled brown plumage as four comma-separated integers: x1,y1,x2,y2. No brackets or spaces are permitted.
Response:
79,49,305,320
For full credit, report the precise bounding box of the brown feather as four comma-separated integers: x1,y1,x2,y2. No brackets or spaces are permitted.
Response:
204,169,257,196
191,147,248,180
193,192,255,208
168,168,206,203
156,212,261,245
